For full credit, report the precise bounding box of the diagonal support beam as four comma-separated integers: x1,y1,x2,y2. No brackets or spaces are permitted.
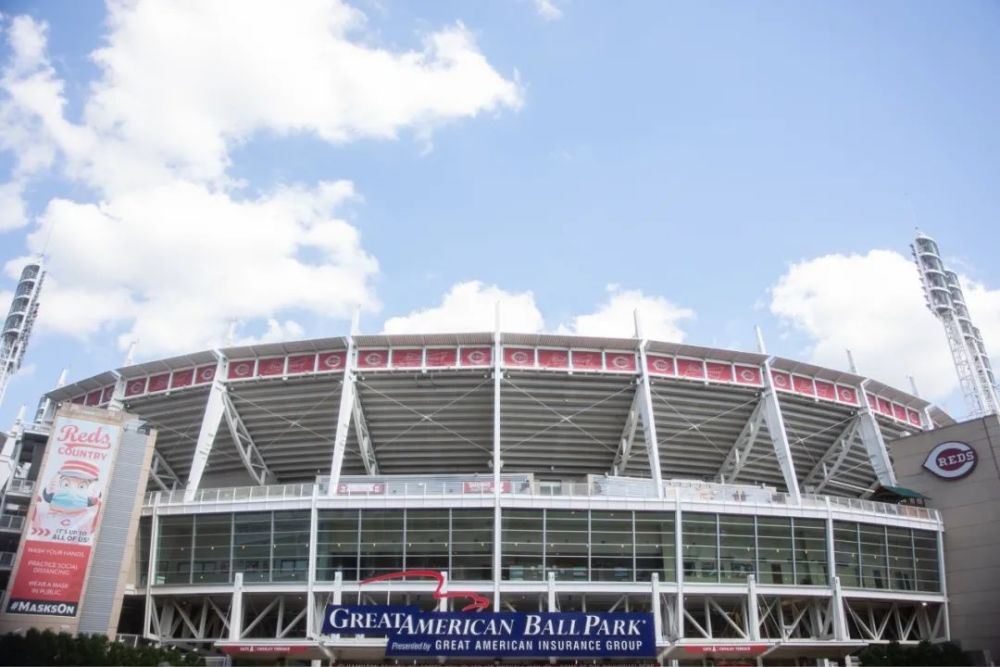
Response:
328,313,360,496
856,380,898,486
611,388,641,476
352,388,378,475
761,359,802,502
148,449,181,492
636,338,664,497
184,355,227,502
716,398,766,483
802,417,860,494
222,390,274,486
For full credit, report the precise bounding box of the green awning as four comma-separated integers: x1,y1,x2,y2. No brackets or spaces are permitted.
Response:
878,485,930,500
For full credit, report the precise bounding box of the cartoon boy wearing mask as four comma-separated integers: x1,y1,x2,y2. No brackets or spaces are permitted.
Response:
32,459,102,538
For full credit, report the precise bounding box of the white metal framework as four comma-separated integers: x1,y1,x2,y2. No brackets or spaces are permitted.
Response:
2,328,951,663
913,231,1000,417
0,260,44,408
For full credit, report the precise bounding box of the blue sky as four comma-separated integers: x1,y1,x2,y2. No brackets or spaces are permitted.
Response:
0,0,998,428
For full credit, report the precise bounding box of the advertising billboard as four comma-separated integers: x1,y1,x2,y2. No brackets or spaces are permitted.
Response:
4,412,123,617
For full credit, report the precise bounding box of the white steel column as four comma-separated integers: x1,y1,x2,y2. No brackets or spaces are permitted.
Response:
855,380,898,486
826,499,849,641
143,496,160,640
674,501,684,639
184,354,227,502
306,490,319,640
651,573,662,643
107,372,127,412
229,573,244,642
327,314,360,496
936,528,951,640
760,357,802,503
747,575,760,641
492,305,503,610
635,326,664,497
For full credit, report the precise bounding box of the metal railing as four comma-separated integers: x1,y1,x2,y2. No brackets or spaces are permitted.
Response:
145,474,940,522
0,514,25,531
5,478,34,495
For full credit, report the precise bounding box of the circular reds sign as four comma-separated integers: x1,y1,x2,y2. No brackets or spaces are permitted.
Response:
923,441,978,480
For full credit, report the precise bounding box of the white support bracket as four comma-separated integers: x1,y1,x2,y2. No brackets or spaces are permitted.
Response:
184,355,227,502
636,340,665,498
328,316,359,496
761,359,802,503
802,417,861,494
856,380,898,487
611,388,641,476
352,388,378,475
221,389,274,486
716,398,766,483
149,449,181,492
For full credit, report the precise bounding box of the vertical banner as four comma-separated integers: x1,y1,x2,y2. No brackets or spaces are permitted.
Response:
4,411,123,618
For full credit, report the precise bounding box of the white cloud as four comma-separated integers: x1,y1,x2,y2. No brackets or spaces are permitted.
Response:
0,3,522,357
534,0,564,21
383,281,694,342
769,249,1000,401
0,182,27,230
4,1,523,194
382,281,544,334
559,285,694,341
10,179,378,355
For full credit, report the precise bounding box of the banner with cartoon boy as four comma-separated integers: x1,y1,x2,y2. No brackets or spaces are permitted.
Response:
5,413,123,617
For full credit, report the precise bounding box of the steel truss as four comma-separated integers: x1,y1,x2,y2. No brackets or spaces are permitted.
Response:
843,599,947,643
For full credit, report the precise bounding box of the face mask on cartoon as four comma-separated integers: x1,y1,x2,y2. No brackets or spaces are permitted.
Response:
51,490,89,510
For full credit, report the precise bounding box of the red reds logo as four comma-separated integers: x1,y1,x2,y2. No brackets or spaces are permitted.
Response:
466,350,487,364
57,424,112,449
651,357,671,373
364,352,385,366
610,354,631,369
199,367,215,381
510,350,531,365
322,353,344,369
739,369,756,383
232,362,252,377
924,442,977,480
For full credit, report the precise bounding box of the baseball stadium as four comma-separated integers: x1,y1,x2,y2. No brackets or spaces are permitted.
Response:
0,324,952,664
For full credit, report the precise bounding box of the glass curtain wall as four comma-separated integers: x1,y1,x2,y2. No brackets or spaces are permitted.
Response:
832,521,940,593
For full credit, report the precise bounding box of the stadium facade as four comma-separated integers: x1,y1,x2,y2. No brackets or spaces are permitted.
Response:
0,331,954,664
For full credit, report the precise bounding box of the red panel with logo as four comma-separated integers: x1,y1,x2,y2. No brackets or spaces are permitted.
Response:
792,375,815,396
734,365,762,386
195,365,216,384
705,362,733,383
504,347,535,367
286,354,316,375
814,380,836,401
605,352,637,372
604,352,639,373
425,348,458,367
358,349,389,369
836,385,858,405
124,377,147,397
171,368,194,389
100,386,114,404
147,373,170,393
316,351,346,372
538,349,570,369
571,350,603,370
676,358,706,379
84,391,101,406
907,409,922,427
770,370,791,391
228,359,255,380
876,397,893,416
647,355,675,376
460,347,492,367
892,403,908,421
257,357,285,376
391,349,423,368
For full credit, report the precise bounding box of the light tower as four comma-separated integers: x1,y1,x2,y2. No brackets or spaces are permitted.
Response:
0,259,44,407
912,232,999,417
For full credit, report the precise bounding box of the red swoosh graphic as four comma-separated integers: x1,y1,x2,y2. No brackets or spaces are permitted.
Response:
360,569,491,612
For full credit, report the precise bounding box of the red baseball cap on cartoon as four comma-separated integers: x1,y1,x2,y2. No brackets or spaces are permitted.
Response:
58,460,100,481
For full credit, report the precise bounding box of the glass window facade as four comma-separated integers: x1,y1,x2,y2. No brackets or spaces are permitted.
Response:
833,521,940,593
146,508,939,593
503,509,674,583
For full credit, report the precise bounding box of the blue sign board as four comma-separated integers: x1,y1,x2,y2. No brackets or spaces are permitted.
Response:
321,605,656,658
